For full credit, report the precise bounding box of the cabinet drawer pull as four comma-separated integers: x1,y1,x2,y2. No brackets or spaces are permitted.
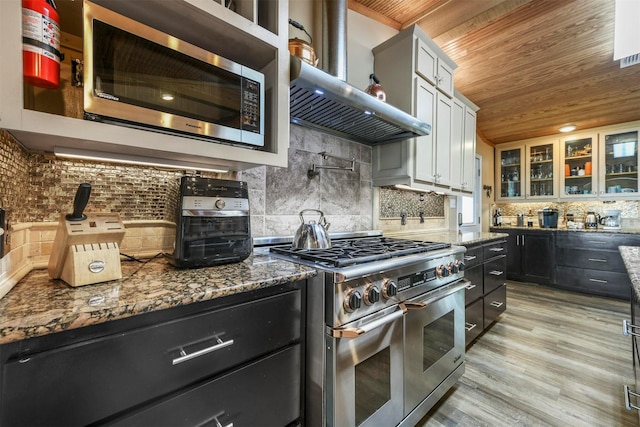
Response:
587,240,606,245
623,319,640,337
464,255,477,261
489,270,504,276
625,385,640,411
464,283,477,290
489,247,504,252
197,411,233,427
588,258,607,263
490,301,504,308
465,322,477,331
588,278,608,284
172,337,235,365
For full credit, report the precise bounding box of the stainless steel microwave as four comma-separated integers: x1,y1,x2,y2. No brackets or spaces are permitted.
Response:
83,1,264,147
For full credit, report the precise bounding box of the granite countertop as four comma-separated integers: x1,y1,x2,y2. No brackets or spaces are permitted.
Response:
0,254,317,345
490,226,640,234
620,246,640,299
385,230,508,246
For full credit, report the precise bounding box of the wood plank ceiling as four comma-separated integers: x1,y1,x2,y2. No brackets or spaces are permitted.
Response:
350,0,640,145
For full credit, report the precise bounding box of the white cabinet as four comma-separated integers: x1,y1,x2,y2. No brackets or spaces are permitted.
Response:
496,139,559,201
415,38,454,98
372,24,468,193
599,127,639,198
0,0,290,171
496,144,525,201
451,92,478,193
560,133,598,199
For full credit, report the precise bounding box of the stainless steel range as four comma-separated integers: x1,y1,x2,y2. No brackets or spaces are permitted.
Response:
258,232,467,427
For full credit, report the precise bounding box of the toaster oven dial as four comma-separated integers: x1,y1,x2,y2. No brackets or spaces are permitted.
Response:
215,199,226,209
381,280,398,299
364,285,380,305
344,289,362,312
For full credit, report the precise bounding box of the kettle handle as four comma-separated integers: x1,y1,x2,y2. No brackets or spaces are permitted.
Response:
299,209,325,224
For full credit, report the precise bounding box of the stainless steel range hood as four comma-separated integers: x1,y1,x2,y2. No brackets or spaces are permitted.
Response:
288,0,430,145
289,56,431,145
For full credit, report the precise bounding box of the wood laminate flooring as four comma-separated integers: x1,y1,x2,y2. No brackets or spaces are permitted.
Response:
417,281,638,427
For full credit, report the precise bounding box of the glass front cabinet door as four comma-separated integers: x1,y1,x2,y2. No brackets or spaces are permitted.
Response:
560,134,598,198
526,141,558,199
496,146,524,201
599,128,639,198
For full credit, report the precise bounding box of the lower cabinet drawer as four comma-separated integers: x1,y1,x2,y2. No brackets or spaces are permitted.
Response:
556,248,625,271
555,266,630,299
0,290,301,426
484,284,507,326
463,245,483,268
111,345,301,426
483,240,507,260
464,264,483,302
484,256,507,294
465,298,484,345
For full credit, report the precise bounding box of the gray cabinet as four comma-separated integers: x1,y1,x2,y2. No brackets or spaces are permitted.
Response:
0,284,303,426
371,24,480,195
555,232,640,299
463,238,507,346
492,228,639,300
498,228,555,285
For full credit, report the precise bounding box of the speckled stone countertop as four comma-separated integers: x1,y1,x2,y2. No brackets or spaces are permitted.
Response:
620,246,640,299
385,230,508,246
491,226,640,234
0,254,316,345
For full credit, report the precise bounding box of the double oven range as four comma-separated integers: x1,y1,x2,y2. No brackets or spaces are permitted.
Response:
258,231,467,427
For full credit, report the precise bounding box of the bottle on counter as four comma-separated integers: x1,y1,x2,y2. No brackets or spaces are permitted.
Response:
527,209,534,227
493,208,502,227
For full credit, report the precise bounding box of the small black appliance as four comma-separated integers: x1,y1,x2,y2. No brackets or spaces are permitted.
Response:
168,177,252,268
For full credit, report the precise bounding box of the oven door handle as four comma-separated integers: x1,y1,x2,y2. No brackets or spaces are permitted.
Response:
404,280,469,310
331,304,407,338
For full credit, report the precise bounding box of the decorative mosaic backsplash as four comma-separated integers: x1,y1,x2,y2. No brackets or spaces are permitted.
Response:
378,187,445,218
0,130,232,226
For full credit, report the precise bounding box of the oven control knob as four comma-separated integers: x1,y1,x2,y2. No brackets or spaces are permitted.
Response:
455,260,465,272
215,199,226,209
436,265,449,278
364,285,380,305
344,289,362,312
381,280,398,299
451,261,459,274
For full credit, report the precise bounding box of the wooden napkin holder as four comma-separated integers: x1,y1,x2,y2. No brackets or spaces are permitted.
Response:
48,213,126,287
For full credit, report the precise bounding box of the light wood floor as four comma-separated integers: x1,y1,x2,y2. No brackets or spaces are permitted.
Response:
417,281,638,427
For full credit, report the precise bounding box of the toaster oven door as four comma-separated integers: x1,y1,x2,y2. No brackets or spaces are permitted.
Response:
174,215,252,267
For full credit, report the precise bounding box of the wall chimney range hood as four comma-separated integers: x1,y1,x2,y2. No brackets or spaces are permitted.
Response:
289,55,431,145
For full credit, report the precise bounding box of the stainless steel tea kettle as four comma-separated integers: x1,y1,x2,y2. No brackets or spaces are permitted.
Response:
292,209,331,249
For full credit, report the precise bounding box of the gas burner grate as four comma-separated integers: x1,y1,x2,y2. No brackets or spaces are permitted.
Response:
270,237,451,267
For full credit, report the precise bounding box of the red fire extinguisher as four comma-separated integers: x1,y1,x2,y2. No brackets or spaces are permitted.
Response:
22,0,62,89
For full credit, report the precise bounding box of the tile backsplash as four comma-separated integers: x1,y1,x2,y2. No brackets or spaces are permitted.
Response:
238,125,374,236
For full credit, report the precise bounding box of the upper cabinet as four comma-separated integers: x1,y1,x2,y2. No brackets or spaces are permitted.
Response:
599,127,639,197
371,25,477,195
414,38,454,98
0,0,290,171
495,121,640,203
560,133,598,198
496,144,525,201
